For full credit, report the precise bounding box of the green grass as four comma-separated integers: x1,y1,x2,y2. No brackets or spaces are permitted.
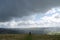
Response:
0,34,60,40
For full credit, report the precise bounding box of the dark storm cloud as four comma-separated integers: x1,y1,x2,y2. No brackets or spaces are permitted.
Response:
0,0,60,22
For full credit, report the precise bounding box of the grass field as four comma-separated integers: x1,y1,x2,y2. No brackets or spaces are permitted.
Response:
0,34,60,40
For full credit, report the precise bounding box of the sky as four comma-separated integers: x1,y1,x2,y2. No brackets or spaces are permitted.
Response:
0,0,60,28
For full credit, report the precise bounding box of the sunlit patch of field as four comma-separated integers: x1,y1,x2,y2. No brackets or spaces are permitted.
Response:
0,34,60,40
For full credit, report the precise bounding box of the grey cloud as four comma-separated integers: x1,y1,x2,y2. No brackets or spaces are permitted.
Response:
0,0,60,22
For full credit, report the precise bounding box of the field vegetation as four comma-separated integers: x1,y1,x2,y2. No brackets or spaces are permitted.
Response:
0,34,60,40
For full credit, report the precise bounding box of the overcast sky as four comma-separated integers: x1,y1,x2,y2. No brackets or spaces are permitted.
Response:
0,0,60,28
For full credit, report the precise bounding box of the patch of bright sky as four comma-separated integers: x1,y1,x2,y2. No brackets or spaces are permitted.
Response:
35,13,45,21
35,8,60,22
45,8,60,17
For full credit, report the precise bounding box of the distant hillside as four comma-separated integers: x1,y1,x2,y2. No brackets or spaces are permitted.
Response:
0,27,60,34
0,28,25,34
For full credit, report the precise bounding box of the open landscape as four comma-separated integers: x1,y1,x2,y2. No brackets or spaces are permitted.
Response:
0,34,60,40
0,0,60,40
0,28,60,40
